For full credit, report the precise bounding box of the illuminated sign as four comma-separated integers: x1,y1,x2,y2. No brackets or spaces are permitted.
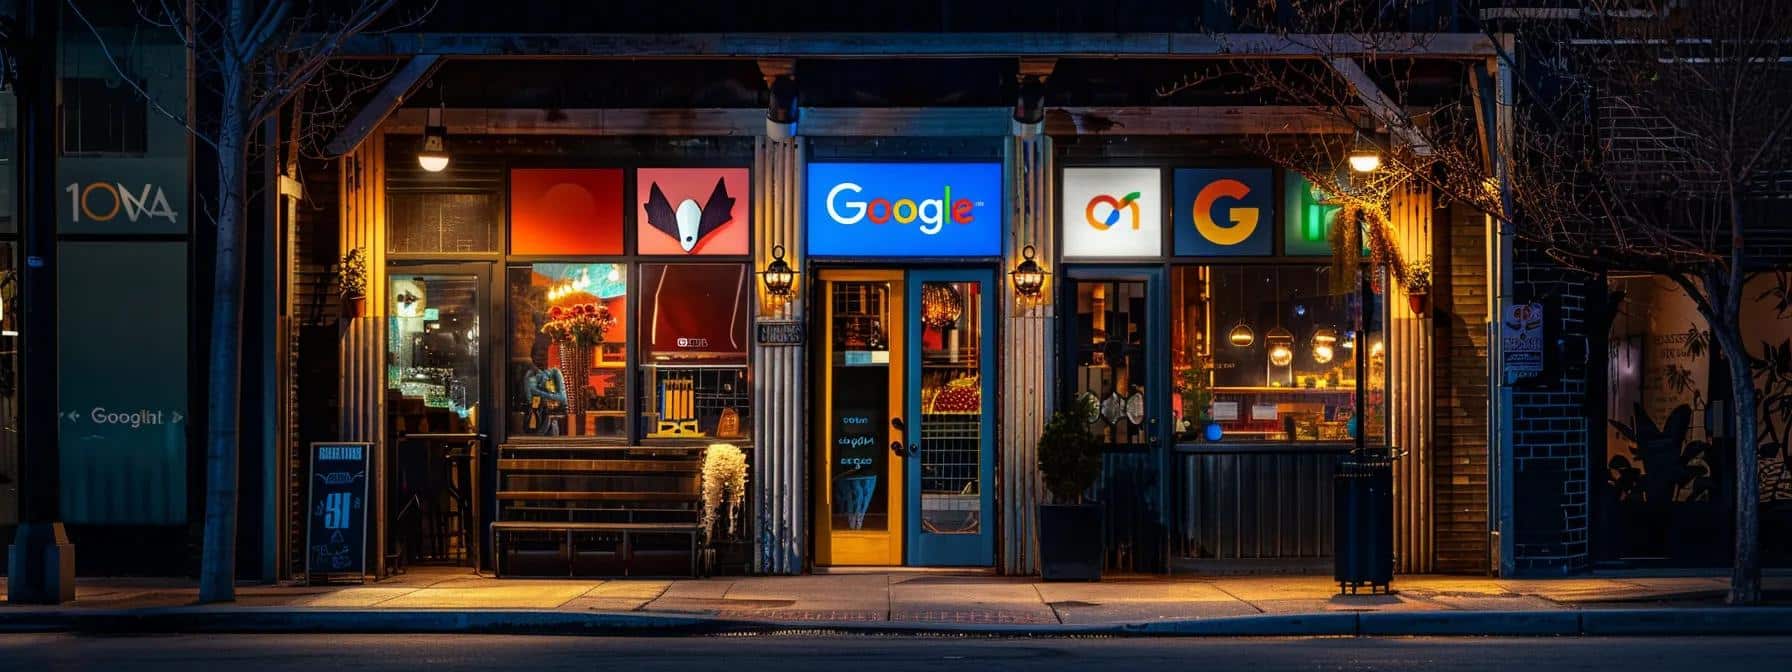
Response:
64,182,180,226
1174,169,1274,256
1060,167,1162,258
807,163,1002,257
1284,171,1356,256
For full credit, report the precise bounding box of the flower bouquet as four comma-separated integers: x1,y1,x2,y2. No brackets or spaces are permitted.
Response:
543,302,615,434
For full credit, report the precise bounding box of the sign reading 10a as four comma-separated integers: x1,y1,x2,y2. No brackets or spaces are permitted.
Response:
65,181,180,225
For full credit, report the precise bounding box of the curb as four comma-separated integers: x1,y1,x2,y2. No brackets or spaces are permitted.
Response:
5,606,1792,637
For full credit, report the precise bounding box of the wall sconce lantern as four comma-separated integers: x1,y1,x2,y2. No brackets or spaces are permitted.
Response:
417,104,450,173
1010,244,1047,298
1347,132,1382,173
760,244,796,297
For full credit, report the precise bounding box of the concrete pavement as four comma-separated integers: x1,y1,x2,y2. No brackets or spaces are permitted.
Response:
3,567,1790,635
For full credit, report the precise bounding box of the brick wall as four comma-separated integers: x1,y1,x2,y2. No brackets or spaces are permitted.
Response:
1433,203,1490,573
1509,246,1596,575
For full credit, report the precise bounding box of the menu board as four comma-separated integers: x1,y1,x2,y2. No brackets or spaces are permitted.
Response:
307,442,372,583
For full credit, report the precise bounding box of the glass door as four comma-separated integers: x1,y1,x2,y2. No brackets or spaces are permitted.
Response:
815,270,906,566
905,270,996,566
1064,269,1171,572
385,266,490,568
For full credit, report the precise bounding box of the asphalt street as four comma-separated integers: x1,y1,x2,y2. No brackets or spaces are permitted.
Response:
3,633,1791,671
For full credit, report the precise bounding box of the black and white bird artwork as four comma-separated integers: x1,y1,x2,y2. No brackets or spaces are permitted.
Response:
644,177,735,253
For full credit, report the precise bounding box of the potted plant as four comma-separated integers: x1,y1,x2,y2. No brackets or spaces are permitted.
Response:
1178,355,1221,442
338,247,368,317
699,443,750,575
1403,258,1432,315
1037,394,1103,581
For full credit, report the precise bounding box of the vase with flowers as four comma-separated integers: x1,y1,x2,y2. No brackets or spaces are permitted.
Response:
542,301,616,435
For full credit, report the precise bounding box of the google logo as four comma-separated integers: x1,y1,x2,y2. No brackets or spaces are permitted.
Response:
1191,178,1261,246
824,182,975,236
1084,192,1141,231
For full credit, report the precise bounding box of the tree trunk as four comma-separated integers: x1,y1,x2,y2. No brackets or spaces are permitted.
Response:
198,48,250,604
1713,322,1762,604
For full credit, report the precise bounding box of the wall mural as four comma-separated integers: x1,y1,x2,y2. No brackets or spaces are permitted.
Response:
1744,272,1792,505
1604,273,1792,565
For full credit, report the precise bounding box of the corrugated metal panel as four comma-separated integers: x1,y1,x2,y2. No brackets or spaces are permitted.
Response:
338,132,389,576
1389,184,1434,574
1000,135,1053,575
752,137,806,574
1177,449,1341,559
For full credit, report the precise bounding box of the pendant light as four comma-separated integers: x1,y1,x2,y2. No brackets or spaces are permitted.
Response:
417,88,450,172
1311,327,1339,364
1226,271,1254,348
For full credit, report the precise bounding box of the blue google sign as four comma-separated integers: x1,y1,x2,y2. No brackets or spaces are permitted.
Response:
807,162,1003,257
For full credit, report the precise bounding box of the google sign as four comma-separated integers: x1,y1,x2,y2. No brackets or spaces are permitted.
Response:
808,163,1002,257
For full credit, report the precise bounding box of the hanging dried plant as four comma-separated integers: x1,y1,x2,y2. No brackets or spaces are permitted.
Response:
701,443,750,541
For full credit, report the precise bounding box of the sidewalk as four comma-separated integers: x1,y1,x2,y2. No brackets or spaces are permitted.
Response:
4,567,1790,635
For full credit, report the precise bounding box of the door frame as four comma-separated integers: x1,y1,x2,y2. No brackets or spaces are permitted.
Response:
813,268,907,566
379,261,498,572
1059,265,1173,571
905,268,998,567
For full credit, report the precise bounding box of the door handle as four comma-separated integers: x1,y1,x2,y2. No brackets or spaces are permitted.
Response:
890,440,908,458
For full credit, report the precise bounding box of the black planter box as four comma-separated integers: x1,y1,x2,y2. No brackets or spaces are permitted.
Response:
1039,503,1103,581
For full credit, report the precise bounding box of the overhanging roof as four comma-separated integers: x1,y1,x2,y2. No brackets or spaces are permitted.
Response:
332,32,1499,60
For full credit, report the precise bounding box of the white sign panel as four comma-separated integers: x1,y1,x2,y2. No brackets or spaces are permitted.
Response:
1061,167,1162,258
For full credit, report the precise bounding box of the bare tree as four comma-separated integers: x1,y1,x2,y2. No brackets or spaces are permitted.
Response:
68,0,416,602
1164,1,1792,603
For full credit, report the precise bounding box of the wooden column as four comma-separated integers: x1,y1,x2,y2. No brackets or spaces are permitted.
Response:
752,136,806,574
1000,135,1054,575
1388,183,1434,574
337,131,388,578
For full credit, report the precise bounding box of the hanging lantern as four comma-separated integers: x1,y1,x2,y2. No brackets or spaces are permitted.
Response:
921,283,964,329
1227,322,1256,348
1311,327,1339,364
1266,326,1295,367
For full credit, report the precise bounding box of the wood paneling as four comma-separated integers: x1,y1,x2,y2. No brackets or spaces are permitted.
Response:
338,131,389,577
1388,184,1434,574
1000,135,1054,575
752,137,806,574
1434,203,1491,573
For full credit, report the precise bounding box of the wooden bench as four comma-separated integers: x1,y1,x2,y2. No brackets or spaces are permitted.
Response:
492,443,703,577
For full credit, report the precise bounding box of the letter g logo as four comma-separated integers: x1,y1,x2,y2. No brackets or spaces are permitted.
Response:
1192,179,1260,246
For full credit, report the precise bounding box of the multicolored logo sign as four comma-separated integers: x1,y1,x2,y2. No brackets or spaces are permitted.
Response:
1174,169,1274,256
1061,167,1162,258
807,163,1002,257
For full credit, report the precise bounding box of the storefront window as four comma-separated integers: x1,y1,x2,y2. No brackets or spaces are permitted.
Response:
387,274,483,435
507,263,628,438
637,263,751,441
388,192,498,254
1172,265,1381,443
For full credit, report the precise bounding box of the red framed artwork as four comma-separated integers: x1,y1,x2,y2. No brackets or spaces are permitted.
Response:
635,168,750,256
510,168,625,255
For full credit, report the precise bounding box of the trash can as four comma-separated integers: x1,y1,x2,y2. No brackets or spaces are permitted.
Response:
1333,449,1394,594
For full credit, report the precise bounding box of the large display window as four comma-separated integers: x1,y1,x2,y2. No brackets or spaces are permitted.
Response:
1171,264,1385,444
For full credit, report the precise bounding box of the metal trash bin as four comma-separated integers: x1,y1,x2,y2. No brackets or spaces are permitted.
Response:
1333,449,1394,594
